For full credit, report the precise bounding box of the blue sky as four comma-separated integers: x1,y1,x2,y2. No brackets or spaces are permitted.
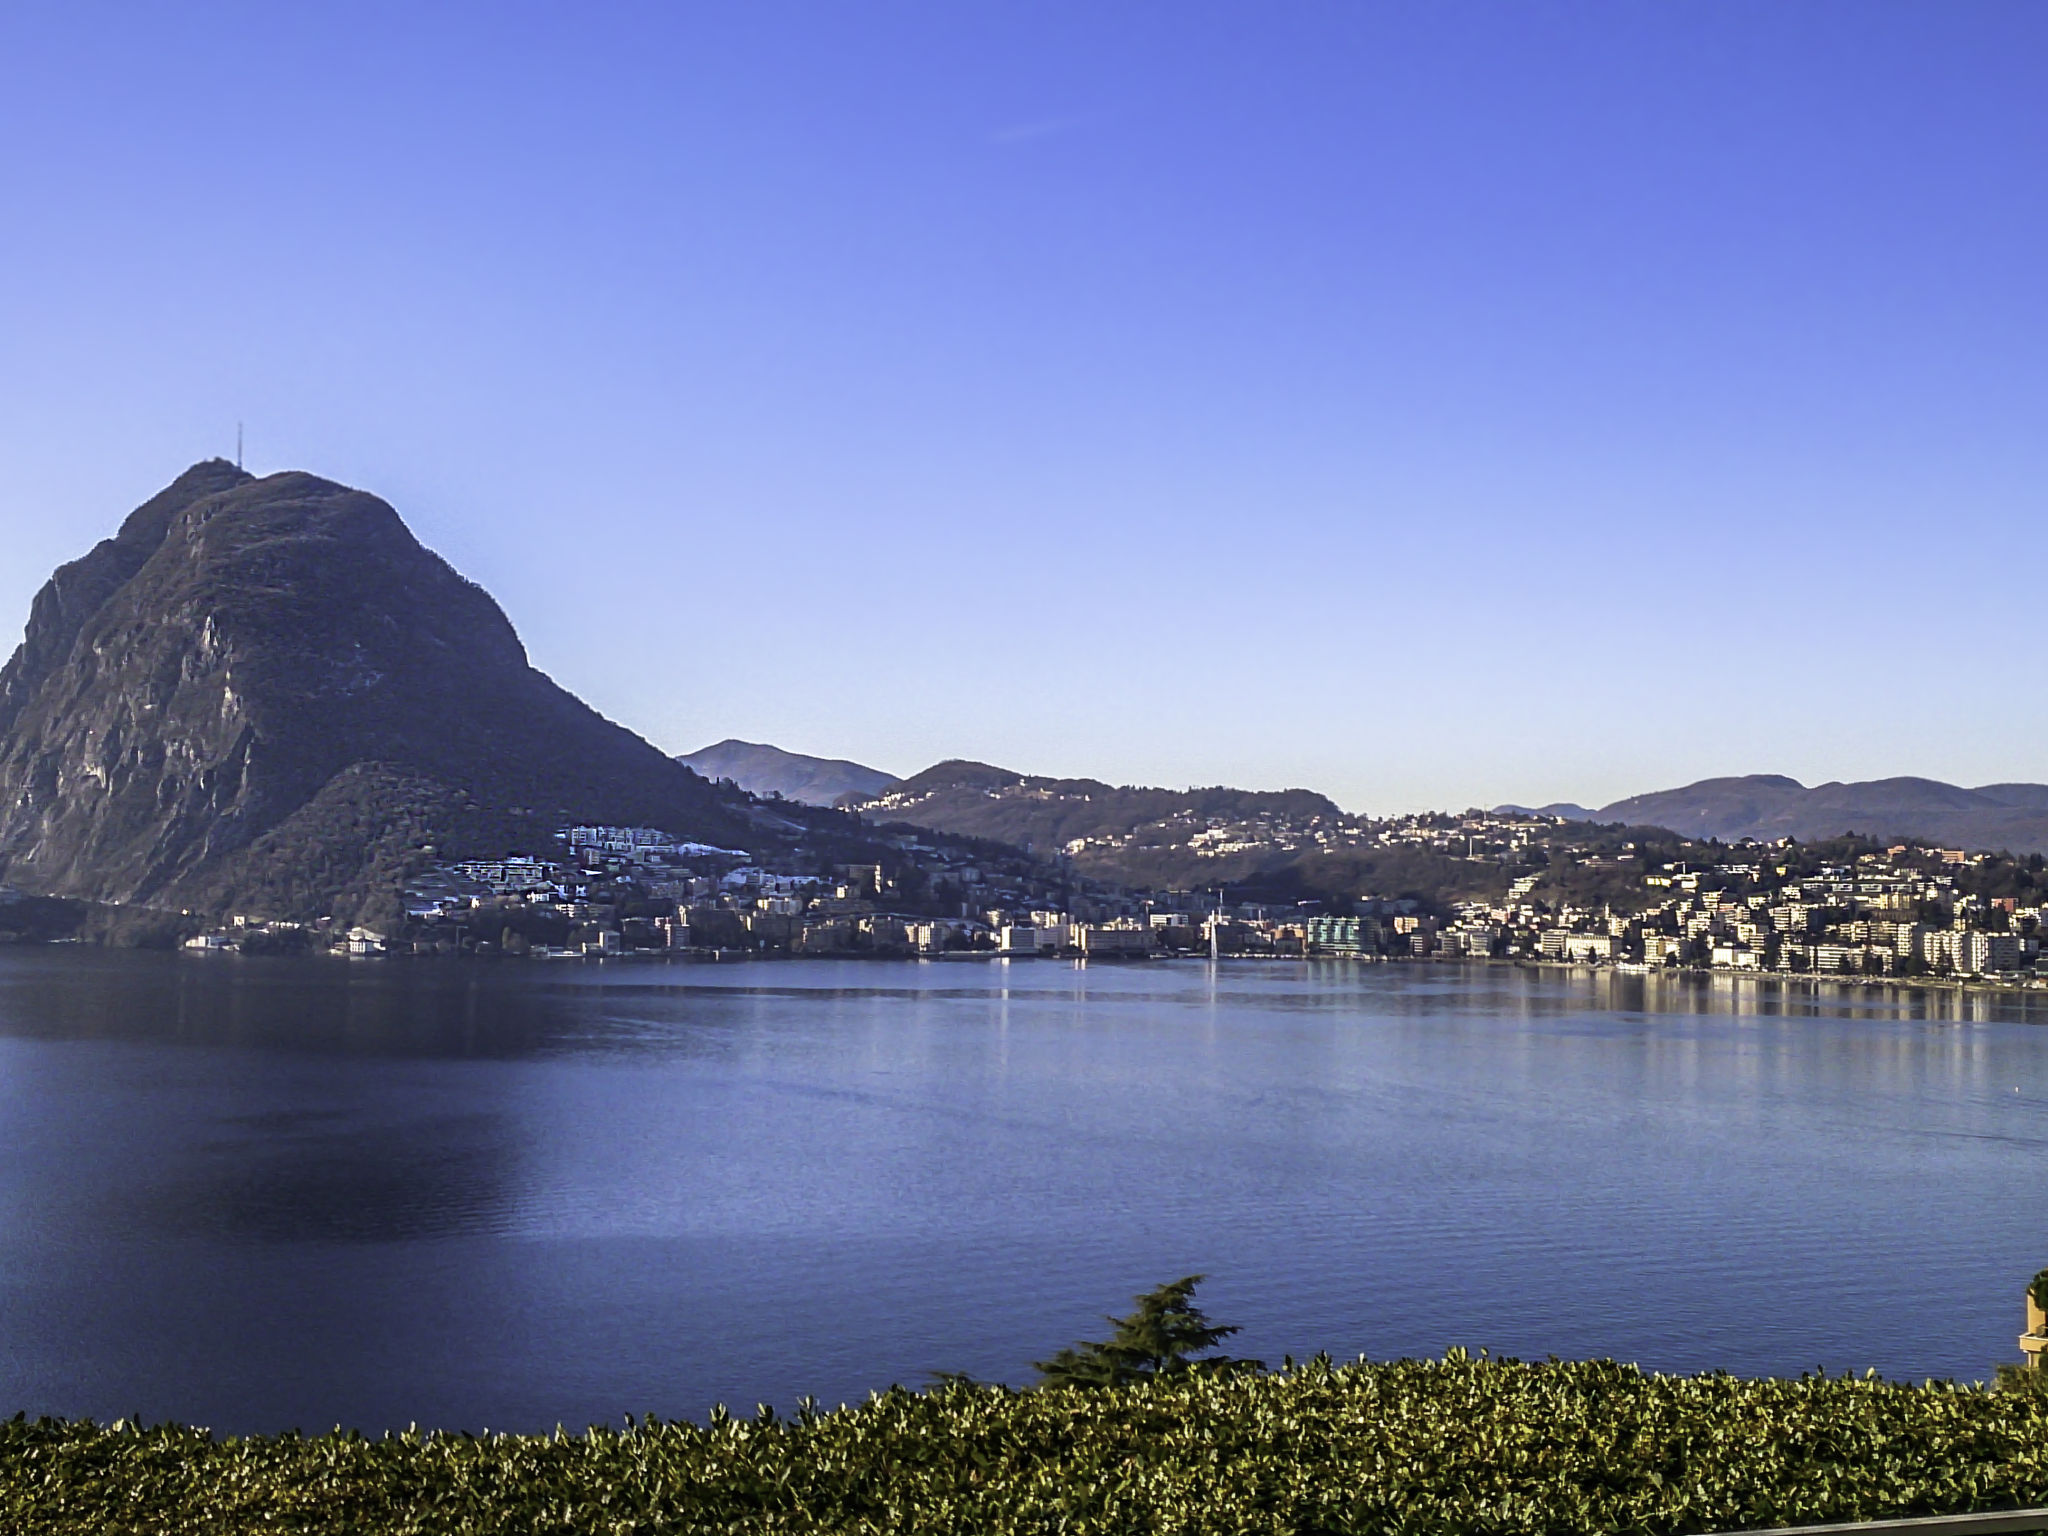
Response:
2,2,2043,813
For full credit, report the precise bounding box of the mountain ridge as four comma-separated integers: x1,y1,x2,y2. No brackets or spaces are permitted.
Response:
677,739,896,807
1589,772,2048,851
864,759,1343,840
687,736,2048,862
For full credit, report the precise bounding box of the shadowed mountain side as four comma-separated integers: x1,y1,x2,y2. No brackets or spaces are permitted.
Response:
677,739,897,807
0,463,755,927
1592,774,2048,854
856,760,1342,852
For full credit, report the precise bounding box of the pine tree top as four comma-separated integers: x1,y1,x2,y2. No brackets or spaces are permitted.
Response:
1034,1275,1262,1390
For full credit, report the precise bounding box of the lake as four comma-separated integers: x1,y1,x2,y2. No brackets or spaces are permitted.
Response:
1,948,2044,1435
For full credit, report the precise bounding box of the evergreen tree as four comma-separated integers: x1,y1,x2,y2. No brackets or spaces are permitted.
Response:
1033,1275,1260,1389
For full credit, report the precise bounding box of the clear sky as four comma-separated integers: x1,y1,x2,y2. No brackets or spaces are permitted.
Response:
2,2,2044,814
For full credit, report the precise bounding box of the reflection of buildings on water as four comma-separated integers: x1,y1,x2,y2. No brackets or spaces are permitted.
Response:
1301,958,2048,1031
1612,968,2048,1026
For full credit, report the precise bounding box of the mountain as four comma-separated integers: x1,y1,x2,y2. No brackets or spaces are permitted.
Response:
1591,774,2048,854
1493,801,1594,821
857,761,1342,854
843,759,1476,898
0,462,759,930
677,739,896,806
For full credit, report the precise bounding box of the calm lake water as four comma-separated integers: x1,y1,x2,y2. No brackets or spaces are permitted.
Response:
2,948,2045,1434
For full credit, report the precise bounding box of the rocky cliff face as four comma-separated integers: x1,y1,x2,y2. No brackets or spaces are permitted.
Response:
0,463,751,925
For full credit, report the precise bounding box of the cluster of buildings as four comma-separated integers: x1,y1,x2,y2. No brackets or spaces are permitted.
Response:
363,822,1407,962
378,824,1170,960
1056,804,1563,867
1305,847,2047,982
175,811,2048,990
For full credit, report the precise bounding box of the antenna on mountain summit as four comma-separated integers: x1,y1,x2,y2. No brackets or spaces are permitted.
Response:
236,423,243,470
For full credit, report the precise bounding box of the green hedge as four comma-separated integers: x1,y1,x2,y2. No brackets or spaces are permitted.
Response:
6,1352,2048,1535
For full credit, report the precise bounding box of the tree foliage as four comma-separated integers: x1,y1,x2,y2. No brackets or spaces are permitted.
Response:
12,1354,2048,1534
1033,1275,1260,1389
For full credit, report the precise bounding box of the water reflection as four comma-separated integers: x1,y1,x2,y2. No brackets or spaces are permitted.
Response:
140,1109,516,1242
7,950,2039,1059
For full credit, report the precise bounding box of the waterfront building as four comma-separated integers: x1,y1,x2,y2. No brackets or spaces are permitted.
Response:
1076,924,1150,956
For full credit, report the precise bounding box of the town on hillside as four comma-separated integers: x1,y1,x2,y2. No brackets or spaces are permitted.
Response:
170,805,2048,986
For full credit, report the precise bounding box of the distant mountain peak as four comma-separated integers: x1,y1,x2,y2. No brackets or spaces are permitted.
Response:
889,759,1036,795
676,739,897,807
1492,802,1594,821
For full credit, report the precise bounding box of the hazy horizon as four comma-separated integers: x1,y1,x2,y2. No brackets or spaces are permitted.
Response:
5,4,2045,815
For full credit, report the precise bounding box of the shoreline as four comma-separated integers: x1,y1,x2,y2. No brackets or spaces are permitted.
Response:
141,941,2048,1002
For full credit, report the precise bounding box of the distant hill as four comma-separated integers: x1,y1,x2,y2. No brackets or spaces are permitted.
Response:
1493,801,1594,821
1590,774,2048,854
858,760,1342,855
677,739,896,807
0,462,761,930
842,759,1498,901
